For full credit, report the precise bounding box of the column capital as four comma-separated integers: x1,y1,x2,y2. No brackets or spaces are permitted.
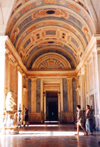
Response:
17,65,20,71
66,77,73,81
22,73,25,77
31,77,37,82
14,62,18,67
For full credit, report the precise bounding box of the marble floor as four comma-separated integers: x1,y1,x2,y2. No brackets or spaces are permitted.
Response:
0,123,100,147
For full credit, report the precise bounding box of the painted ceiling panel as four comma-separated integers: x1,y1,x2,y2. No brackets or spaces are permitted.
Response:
6,0,95,70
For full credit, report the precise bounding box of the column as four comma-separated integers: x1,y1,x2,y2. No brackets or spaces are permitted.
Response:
31,77,36,113
58,93,61,121
14,62,18,110
80,66,86,110
43,92,46,121
97,50,100,114
41,79,43,123
7,52,11,92
31,78,34,114
0,36,7,126
67,78,73,113
30,77,36,122
75,77,79,105
60,78,63,122
26,77,29,109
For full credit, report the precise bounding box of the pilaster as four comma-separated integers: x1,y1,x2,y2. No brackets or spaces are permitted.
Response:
41,79,43,123
31,77,36,113
80,67,86,110
43,92,46,121
58,93,61,121
67,78,73,113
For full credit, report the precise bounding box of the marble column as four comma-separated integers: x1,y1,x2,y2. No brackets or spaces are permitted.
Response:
41,79,43,123
0,36,7,126
60,79,64,122
31,77,36,113
30,77,36,122
67,78,73,113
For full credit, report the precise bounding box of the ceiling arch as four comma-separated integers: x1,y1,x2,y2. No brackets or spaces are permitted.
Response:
25,46,78,69
32,53,72,70
6,0,95,70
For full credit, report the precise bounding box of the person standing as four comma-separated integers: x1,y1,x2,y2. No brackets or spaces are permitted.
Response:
86,105,93,135
75,105,88,136
24,108,29,127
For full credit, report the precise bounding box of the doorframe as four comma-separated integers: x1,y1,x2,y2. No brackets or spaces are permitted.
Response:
43,89,61,121
41,78,62,122
46,91,58,121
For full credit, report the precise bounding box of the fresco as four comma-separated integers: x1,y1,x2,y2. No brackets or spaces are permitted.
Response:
5,0,95,70
27,47,76,69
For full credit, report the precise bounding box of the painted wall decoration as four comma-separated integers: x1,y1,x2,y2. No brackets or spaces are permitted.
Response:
38,58,64,69
28,78,31,113
72,78,76,113
36,78,41,113
32,53,72,70
62,78,68,113
11,0,88,16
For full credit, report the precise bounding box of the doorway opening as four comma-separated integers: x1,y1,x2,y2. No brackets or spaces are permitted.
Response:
46,91,58,121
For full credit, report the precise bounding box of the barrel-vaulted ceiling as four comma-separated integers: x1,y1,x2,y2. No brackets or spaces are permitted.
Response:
6,0,95,70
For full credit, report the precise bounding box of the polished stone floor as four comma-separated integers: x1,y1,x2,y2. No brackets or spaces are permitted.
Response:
0,123,100,147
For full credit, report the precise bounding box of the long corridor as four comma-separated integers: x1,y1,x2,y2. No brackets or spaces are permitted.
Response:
0,124,100,147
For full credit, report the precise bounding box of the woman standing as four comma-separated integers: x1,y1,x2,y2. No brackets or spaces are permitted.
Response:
86,105,93,135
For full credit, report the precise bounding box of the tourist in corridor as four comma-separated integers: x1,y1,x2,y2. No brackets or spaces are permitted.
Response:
75,105,88,136
86,105,93,135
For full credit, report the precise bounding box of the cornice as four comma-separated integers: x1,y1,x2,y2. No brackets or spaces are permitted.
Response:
26,70,77,77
